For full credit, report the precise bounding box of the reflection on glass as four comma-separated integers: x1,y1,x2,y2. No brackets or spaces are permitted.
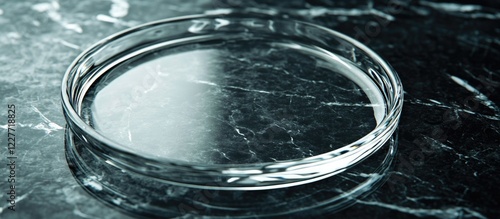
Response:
91,49,221,162
86,40,383,165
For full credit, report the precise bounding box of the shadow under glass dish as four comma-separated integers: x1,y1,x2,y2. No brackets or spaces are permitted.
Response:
62,13,403,190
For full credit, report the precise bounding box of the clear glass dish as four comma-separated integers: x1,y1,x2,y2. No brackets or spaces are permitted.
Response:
61,12,403,191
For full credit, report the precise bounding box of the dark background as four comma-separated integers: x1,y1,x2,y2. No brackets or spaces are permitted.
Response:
0,0,498,218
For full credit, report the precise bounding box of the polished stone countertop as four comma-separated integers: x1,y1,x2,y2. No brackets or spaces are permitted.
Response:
0,0,499,218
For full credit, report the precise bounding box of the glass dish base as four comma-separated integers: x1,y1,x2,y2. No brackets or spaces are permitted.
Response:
65,127,397,218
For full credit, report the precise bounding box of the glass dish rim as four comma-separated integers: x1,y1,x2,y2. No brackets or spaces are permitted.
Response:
61,12,404,190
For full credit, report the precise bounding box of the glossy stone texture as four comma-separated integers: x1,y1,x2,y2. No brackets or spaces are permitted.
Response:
0,0,499,218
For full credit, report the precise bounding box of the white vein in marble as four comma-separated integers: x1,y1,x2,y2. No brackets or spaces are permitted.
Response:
109,0,129,18
297,7,395,21
357,200,487,219
420,0,500,19
31,1,83,33
449,75,500,114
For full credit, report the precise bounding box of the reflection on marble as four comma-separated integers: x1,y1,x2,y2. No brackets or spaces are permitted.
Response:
0,0,499,218
65,127,397,218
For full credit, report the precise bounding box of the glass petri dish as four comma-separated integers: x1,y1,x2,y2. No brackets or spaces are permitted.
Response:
62,12,403,190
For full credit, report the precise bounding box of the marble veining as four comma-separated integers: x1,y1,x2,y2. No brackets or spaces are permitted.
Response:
0,0,498,218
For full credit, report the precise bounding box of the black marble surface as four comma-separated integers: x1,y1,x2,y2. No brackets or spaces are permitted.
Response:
0,0,499,218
